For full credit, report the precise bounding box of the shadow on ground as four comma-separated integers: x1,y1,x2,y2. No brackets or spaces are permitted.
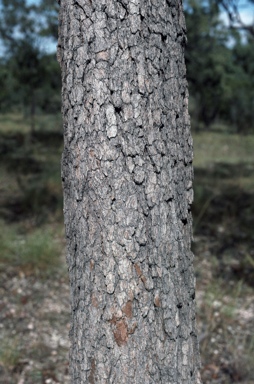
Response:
193,162,254,287
0,130,63,224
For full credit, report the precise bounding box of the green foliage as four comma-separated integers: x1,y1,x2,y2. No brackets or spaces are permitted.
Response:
0,0,61,122
36,0,59,41
0,0,38,48
0,222,62,276
185,0,254,133
224,37,254,132
36,54,61,114
0,50,61,125
0,0,58,51
0,59,20,110
185,0,232,127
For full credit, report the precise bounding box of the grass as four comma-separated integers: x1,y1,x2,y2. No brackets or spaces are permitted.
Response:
0,337,21,370
193,131,254,169
192,129,254,382
0,112,64,276
0,112,62,134
193,133,254,287
0,222,62,276
0,113,31,134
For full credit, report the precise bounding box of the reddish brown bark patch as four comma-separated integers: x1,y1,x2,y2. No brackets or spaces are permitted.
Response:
134,263,142,277
90,260,94,270
91,294,98,308
114,320,128,346
134,263,147,284
154,295,161,307
110,316,128,346
122,300,132,319
88,358,96,384
141,275,147,284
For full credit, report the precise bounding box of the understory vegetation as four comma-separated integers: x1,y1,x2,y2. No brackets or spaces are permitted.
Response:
192,130,254,383
0,114,253,383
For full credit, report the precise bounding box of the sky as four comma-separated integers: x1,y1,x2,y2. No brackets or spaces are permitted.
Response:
26,0,254,24
220,1,254,26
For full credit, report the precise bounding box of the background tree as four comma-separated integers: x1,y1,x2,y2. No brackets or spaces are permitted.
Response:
58,0,201,383
9,40,45,131
218,0,254,36
1,0,253,133
223,35,254,132
185,0,232,128
184,0,254,132
0,0,60,127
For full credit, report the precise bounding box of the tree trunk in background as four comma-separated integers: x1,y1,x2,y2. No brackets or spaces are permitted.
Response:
58,0,201,383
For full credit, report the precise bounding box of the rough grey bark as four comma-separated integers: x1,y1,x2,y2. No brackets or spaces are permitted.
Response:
58,0,201,383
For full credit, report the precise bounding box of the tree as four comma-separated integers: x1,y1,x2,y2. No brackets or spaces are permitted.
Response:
218,0,254,36
0,0,58,48
0,0,60,122
10,40,46,130
185,0,232,128
58,1,201,383
223,35,254,132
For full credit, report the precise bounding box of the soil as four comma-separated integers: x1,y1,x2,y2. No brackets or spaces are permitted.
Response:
0,261,70,384
0,249,253,384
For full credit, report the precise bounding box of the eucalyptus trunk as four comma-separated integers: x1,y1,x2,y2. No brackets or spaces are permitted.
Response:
58,0,201,383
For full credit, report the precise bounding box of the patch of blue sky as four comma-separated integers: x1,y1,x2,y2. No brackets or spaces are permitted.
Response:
220,1,254,25
0,0,57,56
220,1,254,44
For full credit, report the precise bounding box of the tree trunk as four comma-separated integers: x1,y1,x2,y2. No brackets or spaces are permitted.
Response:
58,1,201,383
